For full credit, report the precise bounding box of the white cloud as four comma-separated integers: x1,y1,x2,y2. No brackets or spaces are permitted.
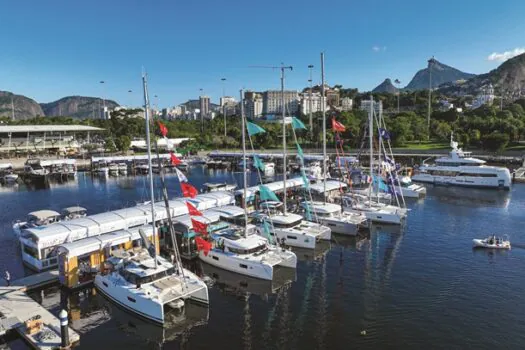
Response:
487,47,525,62
372,46,386,53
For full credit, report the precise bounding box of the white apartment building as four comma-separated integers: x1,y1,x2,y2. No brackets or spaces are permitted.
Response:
300,92,327,115
360,99,383,116
263,90,299,115
341,97,353,111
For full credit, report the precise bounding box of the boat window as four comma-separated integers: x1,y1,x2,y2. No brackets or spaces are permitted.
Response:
213,256,219,261
239,264,248,269
23,244,39,259
272,219,303,229
286,236,297,240
127,296,136,303
228,244,267,255
458,173,497,177
428,170,459,176
40,247,57,259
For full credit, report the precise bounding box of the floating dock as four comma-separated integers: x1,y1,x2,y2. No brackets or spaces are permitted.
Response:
0,271,79,349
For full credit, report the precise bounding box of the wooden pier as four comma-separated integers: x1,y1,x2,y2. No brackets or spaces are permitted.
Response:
0,271,80,349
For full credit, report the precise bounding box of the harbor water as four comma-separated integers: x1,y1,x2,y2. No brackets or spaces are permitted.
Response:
1,167,524,349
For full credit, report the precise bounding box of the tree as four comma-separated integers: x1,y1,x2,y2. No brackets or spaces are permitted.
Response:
115,135,131,153
482,132,509,152
104,137,117,153
433,121,452,141
509,103,525,118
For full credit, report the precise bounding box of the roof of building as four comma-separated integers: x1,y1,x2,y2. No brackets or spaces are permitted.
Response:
0,125,104,133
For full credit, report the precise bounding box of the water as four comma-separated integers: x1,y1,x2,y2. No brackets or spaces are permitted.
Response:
1,168,524,349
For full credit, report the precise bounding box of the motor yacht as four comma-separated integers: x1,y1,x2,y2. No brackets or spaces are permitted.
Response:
118,163,128,175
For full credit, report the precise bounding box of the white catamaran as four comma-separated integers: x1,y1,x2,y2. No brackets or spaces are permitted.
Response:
94,73,209,324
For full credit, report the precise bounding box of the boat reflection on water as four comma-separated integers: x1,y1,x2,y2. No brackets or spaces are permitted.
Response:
293,240,331,262
428,186,511,209
199,262,296,299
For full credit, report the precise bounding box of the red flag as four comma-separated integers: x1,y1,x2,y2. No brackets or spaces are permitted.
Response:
170,152,182,166
191,218,208,235
157,121,168,137
181,182,198,198
331,118,346,132
195,236,212,256
186,201,202,216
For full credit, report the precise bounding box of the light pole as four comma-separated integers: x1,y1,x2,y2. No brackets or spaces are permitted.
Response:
221,78,227,137
394,79,401,113
99,80,106,119
199,88,204,133
308,64,314,133
128,90,133,109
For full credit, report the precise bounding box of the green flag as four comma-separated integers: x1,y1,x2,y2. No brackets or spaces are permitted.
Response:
253,155,265,171
301,170,310,190
259,185,280,202
296,143,304,161
292,117,307,130
247,122,266,136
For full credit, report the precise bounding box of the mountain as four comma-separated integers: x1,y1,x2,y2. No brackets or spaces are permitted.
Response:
41,96,119,119
0,91,45,119
405,59,476,90
438,52,525,96
372,78,398,93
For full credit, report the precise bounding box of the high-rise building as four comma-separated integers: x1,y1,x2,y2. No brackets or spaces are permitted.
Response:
220,96,236,107
199,95,210,118
326,89,340,107
244,91,264,119
300,92,327,115
262,90,299,115
341,97,353,111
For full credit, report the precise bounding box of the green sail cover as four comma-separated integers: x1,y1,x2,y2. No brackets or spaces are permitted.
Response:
253,154,265,171
301,170,310,190
292,117,307,130
262,219,273,244
259,185,280,202
304,201,313,221
296,143,304,161
247,122,266,136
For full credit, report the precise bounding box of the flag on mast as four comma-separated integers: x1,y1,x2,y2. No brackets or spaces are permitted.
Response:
181,182,198,198
175,167,188,183
170,152,182,166
331,118,346,132
186,201,202,216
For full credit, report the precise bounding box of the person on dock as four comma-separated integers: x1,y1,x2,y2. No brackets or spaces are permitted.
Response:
4,270,10,286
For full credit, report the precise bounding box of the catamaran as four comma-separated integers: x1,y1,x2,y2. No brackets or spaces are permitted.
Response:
411,134,511,190
94,72,209,324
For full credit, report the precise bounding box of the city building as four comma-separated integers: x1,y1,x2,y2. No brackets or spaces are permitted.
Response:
244,91,263,119
263,90,299,115
199,96,210,118
220,96,236,107
326,88,340,107
341,97,353,111
300,92,327,115
360,99,383,116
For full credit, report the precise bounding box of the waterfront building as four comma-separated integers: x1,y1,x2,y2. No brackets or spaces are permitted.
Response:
263,90,299,115
300,92,327,115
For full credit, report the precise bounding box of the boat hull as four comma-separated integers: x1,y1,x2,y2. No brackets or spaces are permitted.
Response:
472,239,511,249
412,173,510,190
317,217,359,236
198,249,275,280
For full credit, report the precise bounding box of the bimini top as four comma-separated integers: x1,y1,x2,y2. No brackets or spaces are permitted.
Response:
309,180,347,194
62,206,87,215
28,210,61,221
186,191,235,210
236,178,305,199
57,225,154,258
207,205,245,219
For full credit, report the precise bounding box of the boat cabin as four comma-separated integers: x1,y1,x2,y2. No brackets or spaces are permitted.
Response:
57,225,155,289
62,206,88,220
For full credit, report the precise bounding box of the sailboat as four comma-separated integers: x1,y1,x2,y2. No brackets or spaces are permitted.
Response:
251,66,331,249
342,95,408,225
197,89,297,280
299,53,367,236
94,73,209,324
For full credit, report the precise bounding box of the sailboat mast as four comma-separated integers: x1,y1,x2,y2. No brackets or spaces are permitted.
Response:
142,73,158,268
368,94,373,205
281,67,287,215
321,52,327,205
240,88,248,232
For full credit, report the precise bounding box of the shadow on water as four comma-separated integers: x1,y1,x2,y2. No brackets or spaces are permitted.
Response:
427,185,511,208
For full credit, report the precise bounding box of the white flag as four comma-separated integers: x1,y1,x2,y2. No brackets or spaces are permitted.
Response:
175,167,188,183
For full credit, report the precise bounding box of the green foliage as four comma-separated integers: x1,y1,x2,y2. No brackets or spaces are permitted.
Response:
104,137,117,153
115,135,131,152
481,132,510,152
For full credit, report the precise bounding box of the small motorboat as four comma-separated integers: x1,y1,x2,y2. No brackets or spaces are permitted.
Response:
472,235,511,249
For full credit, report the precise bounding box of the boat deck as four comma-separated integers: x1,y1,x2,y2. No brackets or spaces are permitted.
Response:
0,271,79,349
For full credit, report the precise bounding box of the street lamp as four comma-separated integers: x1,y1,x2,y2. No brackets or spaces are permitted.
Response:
128,90,133,109
394,79,401,113
221,78,227,137
199,88,204,133
427,57,435,138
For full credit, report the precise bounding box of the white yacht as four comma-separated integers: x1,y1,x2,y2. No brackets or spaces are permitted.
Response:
118,163,128,175
253,202,331,249
305,162,323,181
109,163,119,175
198,224,296,280
95,250,209,324
411,135,511,190
394,176,427,198
202,182,237,193
300,201,367,236
13,210,61,237
96,161,109,177
0,163,18,184
341,194,407,225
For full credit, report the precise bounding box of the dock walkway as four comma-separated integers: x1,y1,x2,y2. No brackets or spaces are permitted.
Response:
0,271,79,349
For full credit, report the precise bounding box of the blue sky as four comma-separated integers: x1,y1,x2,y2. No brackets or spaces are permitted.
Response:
1,0,524,107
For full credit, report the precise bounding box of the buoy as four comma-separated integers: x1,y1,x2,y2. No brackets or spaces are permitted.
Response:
360,330,367,336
